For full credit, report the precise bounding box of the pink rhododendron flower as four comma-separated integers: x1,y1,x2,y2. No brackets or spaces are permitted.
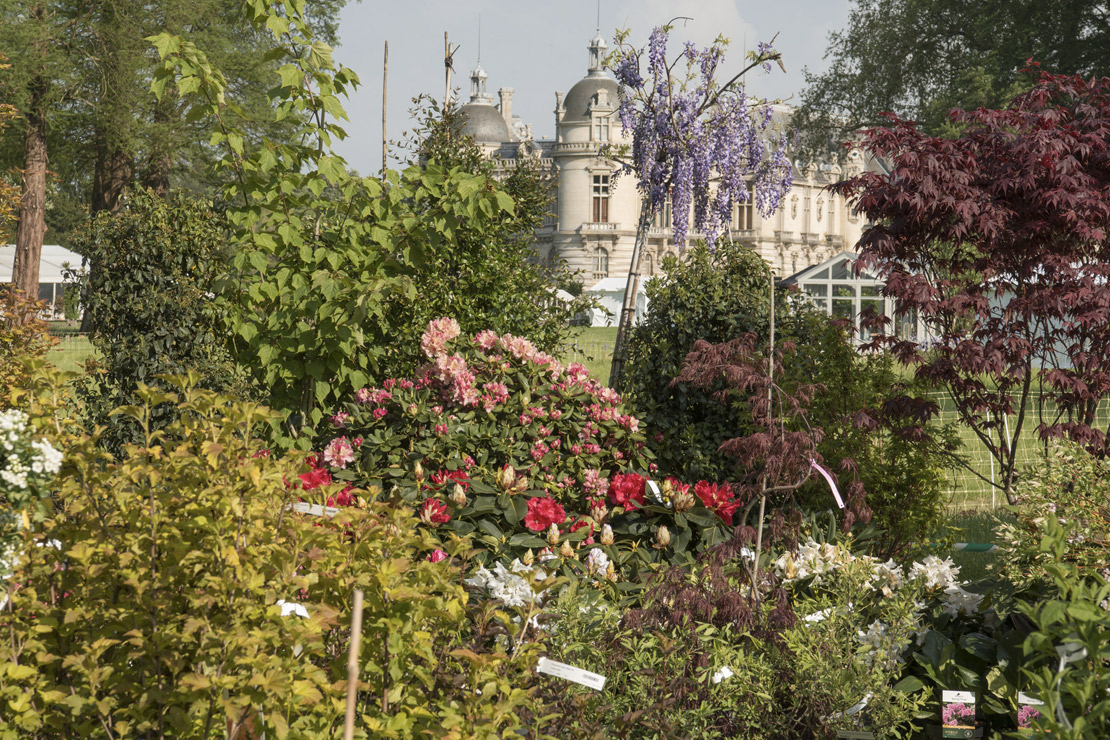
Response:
608,473,646,509
354,388,372,404
323,436,355,469
372,408,388,420
422,317,461,358
474,329,499,351
426,549,448,563
523,496,567,532
331,412,350,428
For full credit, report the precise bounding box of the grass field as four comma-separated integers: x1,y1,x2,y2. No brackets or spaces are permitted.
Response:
46,334,96,374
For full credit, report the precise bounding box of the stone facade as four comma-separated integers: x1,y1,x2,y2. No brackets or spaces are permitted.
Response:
458,33,878,286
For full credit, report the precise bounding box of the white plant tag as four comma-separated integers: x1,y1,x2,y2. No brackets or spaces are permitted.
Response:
536,657,606,691
291,502,340,518
1017,692,1045,706
647,480,661,497
943,690,975,704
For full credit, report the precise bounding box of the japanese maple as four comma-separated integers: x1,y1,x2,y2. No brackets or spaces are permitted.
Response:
833,70,1110,503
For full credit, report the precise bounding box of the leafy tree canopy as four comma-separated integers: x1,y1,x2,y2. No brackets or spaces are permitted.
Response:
795,0,1110,156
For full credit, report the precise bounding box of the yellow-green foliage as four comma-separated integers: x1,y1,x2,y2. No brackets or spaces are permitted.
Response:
0,375,542,739
0,291,55,407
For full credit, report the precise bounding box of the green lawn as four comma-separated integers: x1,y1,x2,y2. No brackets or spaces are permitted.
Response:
46,335,95,373
561,326,618,385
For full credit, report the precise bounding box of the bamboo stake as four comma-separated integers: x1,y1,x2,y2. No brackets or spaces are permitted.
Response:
752,273,775,593
382,41,388,177
444,32,452,115
343,589,365,740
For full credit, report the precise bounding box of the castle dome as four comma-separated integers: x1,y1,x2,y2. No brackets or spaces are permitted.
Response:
457,60,513,144
459,102,512,143
560,32,619,124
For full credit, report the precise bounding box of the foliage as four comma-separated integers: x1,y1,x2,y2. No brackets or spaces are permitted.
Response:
0,376,547,739
309,318,751,579
608,26,792,247
995,441,1110,586
794,0,1110,155
0,55,18,240
622,242,796,482
834,72,1110,504
151,5,564,446
0,291,56,405
1016,516,1110,740
377,94,587,378
540,531,929,739
72,189,246,454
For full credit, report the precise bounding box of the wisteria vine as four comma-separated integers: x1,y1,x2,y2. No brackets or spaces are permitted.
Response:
610,26,794,248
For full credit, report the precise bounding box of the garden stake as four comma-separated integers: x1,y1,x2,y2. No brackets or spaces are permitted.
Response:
752,273,775,592
343,589,364,740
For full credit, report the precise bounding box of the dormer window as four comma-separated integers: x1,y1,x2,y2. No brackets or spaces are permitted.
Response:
594,115,610,143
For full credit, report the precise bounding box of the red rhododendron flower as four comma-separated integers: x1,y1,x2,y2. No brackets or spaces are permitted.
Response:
608,472,646,509
326,486,355,508
419,498,451,526
523,496,568,532
695,480,740,525
431,469,471,489
665,476,691,495
299,455,332,490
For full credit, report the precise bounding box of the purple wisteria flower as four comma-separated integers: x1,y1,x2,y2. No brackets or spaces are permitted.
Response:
610,26,793,249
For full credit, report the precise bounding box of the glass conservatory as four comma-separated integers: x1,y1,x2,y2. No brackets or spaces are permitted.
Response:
781,251,923,343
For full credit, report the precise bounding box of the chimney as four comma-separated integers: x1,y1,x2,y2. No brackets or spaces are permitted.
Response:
499,87,514,130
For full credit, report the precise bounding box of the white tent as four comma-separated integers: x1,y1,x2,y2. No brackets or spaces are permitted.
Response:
584,277,649,327
1,244,83,318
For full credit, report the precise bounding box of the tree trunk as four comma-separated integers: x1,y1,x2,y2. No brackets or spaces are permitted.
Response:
607,198,652,392
11,74,49,313
142,94,174,194
91,145,132,214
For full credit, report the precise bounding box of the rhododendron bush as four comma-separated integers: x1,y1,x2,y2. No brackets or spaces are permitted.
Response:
309,318,742,575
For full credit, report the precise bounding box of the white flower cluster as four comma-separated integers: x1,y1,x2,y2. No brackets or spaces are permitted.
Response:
0,410,63,492
465,559,548,608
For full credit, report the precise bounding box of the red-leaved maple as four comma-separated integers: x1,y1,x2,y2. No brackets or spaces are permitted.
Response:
833,70,1110,504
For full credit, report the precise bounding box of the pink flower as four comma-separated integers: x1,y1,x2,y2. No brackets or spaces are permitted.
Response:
323,436,355,469
583,468,606,495
372,408,388,420
523,496,567,532
419,498,451,526
421,317,461,358
426,549,448,563
383,378,397,390
474,329,499,351
434,423,448,435
431,469,470,490
354,388,371,404
330,412,350,428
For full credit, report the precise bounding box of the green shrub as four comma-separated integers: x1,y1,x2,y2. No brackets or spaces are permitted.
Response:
0,290,56,406
72,189,248,454
0,376,545,739
623,242,954,555
996,441,1110,585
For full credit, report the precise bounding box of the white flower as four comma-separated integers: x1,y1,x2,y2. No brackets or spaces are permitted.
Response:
803,608,831,624
909,555,960,591
466,562,542,608
584,547,610,575
941,584,984,618
711,666,735,684
276,600,310,618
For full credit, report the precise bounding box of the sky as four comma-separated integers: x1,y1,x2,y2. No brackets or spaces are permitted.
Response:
332,0,854,174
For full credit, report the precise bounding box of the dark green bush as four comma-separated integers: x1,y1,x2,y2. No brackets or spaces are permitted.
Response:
623,242,954,555
73,189,247,453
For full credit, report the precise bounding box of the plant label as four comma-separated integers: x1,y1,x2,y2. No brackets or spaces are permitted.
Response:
536,657,606,691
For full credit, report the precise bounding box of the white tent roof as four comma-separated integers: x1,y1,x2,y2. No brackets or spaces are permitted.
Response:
0,245,83,284
587,277,645,293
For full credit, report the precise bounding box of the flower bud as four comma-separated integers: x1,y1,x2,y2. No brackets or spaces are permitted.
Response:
413,461,424,483
559,540,574,558
522,548,534,566
513,476,529,493
589,499,609,523
653,525,671,550
600,524,614,546
673,488,696,513
606,561,618,581
407,403,419,416
661,479,675,499
449,483,467,508
546,523,560,547
496,464,516,491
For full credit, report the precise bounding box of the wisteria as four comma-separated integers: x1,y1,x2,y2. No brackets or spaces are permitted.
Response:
610,26,793,248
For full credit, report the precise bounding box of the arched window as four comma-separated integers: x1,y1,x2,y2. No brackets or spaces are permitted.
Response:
643,252,654,276
593,247,609,278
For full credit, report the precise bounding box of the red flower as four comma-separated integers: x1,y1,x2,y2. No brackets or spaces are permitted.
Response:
326,486,355,508
608,472,646,509
419,498,451,526
694,480,740,526
570,517,595,544
665,476,691,495
431,469,471,489
299,455,332,490
523,496,568,532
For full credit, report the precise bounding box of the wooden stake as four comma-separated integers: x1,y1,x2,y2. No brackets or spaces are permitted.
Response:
382,41,389,176
342,589,364,740
444,32,452,114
